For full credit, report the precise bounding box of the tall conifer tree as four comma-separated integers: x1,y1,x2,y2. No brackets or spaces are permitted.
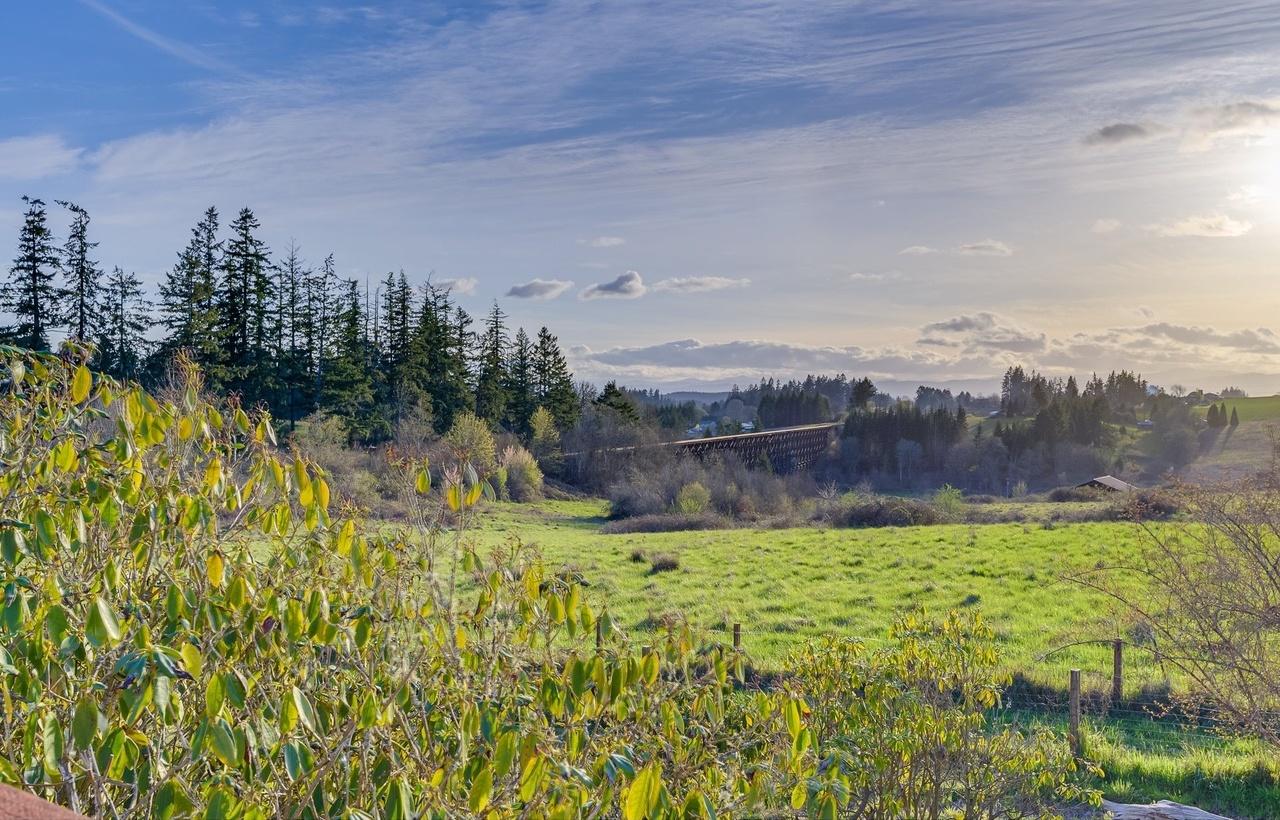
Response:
56,201,102,344
3,197,62,351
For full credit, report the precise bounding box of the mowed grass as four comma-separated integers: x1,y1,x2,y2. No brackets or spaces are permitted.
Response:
462,499,1163,694
1191,394,1280,423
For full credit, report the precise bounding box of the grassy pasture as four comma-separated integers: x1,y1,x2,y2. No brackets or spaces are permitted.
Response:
456,500,1280,816
462,499,1162,694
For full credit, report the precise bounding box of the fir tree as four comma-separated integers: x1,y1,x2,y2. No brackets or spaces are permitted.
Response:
533,326,579,428
473,302,509,423
321,280,376,440
504,327,536,436
1230,407,1239,427
1207,404,1219,427
159,208,223,380
99,267,150,380
217,208,272,400
56,201,102,344
3,196,62,351
594,381,638,423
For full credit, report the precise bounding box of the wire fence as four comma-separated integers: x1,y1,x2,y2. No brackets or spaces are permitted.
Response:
688,625,1264,752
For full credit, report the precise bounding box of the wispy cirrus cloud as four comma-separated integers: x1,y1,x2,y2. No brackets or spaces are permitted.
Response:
956,239,1013,257
580,270,646,300
1091,218,1121,234
77,0,239,74
901,240,1013,257
577,236,625,248
505,278,573,300
0,135,82,180
1145,213,1253,238
651,276,749,293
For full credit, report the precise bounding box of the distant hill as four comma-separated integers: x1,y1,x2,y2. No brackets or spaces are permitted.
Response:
1186,396,1280,481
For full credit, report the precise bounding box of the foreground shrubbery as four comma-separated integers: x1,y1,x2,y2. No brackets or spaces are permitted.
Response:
0,346,1095,817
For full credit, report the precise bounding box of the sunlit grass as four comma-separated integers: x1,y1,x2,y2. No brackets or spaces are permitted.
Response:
459,499,1162,693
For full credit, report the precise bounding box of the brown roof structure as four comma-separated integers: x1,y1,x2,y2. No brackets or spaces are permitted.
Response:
1076,475,1138,493
0,785,85,819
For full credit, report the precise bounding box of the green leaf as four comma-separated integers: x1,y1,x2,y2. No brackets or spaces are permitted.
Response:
205,674,225,719
71,365,91,404
85,596,122,648
292,686,318,734
384,778,413,820
209,719,238,767
468,765,493,814
624,764,662,820
72,698,98,751
41,713,63,778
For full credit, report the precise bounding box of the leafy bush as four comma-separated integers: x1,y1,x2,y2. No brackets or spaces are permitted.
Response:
835,496,944,527
932,483,965,520
1047,485,1106,502
0,347,1095,817
648,553,681,574
444,409,497,476
674,481,711,515
500,444,544,502
786,610,1099,817
601,513,728,534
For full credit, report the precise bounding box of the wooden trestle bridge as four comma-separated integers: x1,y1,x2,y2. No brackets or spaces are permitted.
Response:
662,422,839,472
569,422,840,474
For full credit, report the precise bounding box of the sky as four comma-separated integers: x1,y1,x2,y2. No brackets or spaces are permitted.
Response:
3,1,1280,395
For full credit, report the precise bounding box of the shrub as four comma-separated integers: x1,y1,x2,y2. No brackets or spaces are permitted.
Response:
445,410,497,476
837,496,943,527
0,348,798,817
674,481,711,515
500,444,544,502
1047,485,1106,502
786,610,1100,817
931,483,965,520
648,553,681,574
602,513,727,534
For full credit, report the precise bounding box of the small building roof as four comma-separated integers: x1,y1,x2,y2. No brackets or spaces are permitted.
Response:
1077,475,1138,492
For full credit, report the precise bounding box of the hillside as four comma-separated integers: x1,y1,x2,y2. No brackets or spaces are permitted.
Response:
1186,396,1280,481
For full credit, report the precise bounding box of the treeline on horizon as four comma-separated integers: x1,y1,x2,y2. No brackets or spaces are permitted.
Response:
2,195,1246,491
3,196,579,443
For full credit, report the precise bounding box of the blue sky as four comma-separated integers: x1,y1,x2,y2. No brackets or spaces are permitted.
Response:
3,1,1280,393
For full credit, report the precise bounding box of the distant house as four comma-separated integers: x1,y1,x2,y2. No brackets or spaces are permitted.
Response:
1076,475,1138,493
1136,419,1153,429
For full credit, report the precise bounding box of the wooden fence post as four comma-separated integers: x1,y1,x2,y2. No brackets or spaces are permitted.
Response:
733,623,741,651
1069,669,1082,756
1112,639,1123,707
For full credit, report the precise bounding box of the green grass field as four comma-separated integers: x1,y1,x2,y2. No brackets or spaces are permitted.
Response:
1006,710,1280,818
458,499,1161,694
439,499,1280,815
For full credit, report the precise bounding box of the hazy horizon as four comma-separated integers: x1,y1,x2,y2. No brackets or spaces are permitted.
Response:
4,1,1280,393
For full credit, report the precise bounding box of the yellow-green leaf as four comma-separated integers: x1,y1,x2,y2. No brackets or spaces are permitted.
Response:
71,365,91,403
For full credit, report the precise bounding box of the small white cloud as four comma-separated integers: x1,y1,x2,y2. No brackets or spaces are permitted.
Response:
651,276,750,293
955,239,1013,257
577,236,625,248
580,270,646,300
1145,213,1253,238
1226,185,1264,207
899,245,939,255
1185,100,1280,151
848,271,900,282
1091,218,1121,234
505,278,573,300
436,276,478,295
